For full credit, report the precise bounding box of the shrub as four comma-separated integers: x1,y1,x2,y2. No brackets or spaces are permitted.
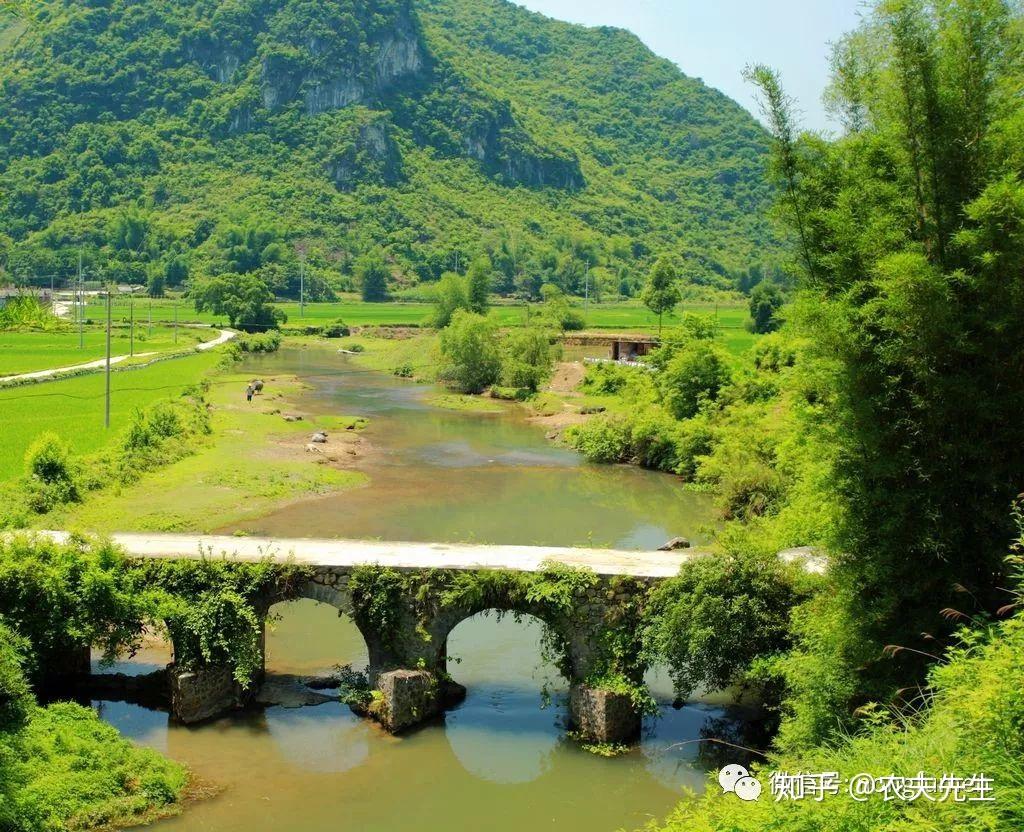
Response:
567,416,633,463
753,332,798,372
501,327,556,392
393,363,414,378
323,319,350,338
581,362,632,395
123,402,183,451
438,310,501,393
658,343,731,419
0,621,31,734
536,287,585,331
13,702,188,829
236,330,282,353
23,433,80,513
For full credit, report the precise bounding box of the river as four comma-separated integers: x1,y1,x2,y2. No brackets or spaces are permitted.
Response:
93,347,756,832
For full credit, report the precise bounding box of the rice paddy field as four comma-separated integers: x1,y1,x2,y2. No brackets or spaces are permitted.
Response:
78,296,758,356
0,351,220,482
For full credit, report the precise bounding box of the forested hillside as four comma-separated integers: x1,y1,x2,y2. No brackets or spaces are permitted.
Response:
0,0,777,298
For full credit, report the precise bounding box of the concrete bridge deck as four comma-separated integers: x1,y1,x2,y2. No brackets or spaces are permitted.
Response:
38,530,704,578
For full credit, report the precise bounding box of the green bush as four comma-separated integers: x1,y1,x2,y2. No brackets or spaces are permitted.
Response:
392,363,414,378
644,545,808,699
23,433,80,514
438,310,501,393
500,327,556,392
580,362,633,394
323,319,350,338
235,330,282,353
658,343,731,420
648,605,1024,832
0,621,31,735
10,702,188,830
566,416,633,463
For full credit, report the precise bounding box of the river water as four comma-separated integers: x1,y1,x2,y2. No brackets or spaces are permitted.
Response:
93,347,754,832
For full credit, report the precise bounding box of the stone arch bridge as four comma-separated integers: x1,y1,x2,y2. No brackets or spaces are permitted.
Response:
42,532,820,744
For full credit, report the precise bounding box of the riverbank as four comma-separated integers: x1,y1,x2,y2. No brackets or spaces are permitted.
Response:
42,367,369,534
339,330,606,437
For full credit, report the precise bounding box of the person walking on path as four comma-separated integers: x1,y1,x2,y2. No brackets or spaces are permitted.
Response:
246,384,254,403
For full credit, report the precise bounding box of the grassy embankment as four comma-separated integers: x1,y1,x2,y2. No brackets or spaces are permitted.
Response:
649,608,1024,832
41,369,367,534
9,703,193,830
0,325,217,376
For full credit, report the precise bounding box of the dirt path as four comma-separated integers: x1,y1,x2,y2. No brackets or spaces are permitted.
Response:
0,329,236,385
547,360,585,394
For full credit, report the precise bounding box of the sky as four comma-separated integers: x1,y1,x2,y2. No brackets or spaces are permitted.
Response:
515,0,865,134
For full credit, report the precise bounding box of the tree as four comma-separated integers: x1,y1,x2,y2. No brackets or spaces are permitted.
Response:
642,257,678,333
357,251,389,302
430,272,470,328
749,281,784,333
147,269,165,298
501,327,556,391
193,274,286,332
466,255,492,314
164,256,188,286
439,310,501,393
109,208,149,252
749,0,1024,748
658,343,731,420
536,284,585,331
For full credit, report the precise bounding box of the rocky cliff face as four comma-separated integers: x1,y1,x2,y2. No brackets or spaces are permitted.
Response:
183,0,578,189
325,116,405,189
260,10,425,114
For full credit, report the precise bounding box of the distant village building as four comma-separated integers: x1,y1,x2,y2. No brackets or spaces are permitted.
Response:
609,336,658,362
563,333,661,367
0,287,53,308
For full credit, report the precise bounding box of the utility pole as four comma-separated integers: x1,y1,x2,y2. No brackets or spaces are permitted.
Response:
584,258,590,321
77,251,84,349
105,284,112,429
129,288,135,357
174,296,178,344
299,254,306,319
148,296,152,338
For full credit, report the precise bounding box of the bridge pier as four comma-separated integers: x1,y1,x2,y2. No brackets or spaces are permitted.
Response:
569,683,642,744
169,664,253,724
167,621,266,725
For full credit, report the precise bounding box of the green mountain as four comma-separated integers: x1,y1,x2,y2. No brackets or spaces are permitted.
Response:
0,0,777,298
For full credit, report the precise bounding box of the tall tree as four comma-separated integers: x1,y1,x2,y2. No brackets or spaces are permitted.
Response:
641,257,678,333
751,0,1024,749
357,251,389,302
466,255,492,314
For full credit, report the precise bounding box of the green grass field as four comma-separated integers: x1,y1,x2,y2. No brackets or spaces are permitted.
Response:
81,295,756,354
0,325,216,376
0,352,220,482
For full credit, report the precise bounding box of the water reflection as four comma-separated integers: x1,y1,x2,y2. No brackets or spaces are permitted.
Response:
445,613,564,784
265,703,371,774
227,349,715,548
